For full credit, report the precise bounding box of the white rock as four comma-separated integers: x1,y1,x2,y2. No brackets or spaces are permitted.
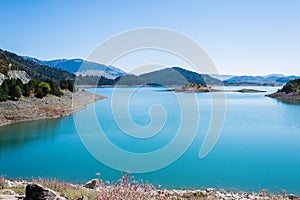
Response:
0,195,24,200
8,70,30,84
206,188,216,193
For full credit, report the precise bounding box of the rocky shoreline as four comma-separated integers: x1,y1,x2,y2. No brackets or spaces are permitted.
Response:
0,90,105,127
266,91,300,103
0,178,299,200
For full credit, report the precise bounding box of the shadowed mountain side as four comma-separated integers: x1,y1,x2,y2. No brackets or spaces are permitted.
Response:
24,57,126,79
112,67,223,86
0,49,74,82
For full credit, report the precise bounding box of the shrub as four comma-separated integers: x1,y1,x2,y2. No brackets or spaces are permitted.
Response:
12,85,22,100
28,77,40,91
16,78,23,88
60,80,74,92
46,79,63,97
22,83,31,97
0,87,8,102
35,87,45,99
0,77,66,101
1,80,9,95
38,82,51,95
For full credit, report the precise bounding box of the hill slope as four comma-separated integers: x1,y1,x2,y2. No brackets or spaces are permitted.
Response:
24,57,125,79
1,50,74,82
114,67,223,86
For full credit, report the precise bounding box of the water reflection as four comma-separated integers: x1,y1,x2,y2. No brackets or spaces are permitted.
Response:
0,118,65,154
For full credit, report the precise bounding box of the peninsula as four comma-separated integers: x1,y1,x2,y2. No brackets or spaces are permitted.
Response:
266,78,300,103
0,50,105,127
0,90,104,127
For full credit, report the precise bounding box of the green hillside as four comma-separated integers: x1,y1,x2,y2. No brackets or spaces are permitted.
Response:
0,51,20,75
139,67,223,86
113,67,223,86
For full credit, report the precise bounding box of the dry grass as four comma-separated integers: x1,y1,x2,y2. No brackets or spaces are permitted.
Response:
28,174,165,199
0,176,5,189
0,174,292,200
32,178,99,199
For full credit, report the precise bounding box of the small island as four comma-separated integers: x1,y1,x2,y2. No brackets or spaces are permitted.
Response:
172,82,266,93
175,82,221,92
266,78,300,103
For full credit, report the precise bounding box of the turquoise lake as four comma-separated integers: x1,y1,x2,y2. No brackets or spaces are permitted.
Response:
1,86,300,194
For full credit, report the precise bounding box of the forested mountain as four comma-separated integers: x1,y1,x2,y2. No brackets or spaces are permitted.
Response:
114,67,223,86
0,49,74,82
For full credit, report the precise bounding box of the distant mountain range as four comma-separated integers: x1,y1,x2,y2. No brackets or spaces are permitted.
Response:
24,57,126,79
115,69,299,87
224,74,299,86
208,74,235,81
1,49,299,87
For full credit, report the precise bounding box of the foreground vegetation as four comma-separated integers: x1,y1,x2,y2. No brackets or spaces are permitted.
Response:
0,174,157,200
0,77,74,101
0,174,295,200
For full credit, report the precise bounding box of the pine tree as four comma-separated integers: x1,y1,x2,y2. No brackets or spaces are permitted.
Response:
0,87,8,101
12,85,22,100
22,83,31,97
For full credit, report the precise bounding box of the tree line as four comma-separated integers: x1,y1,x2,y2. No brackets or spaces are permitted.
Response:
0,77,74,102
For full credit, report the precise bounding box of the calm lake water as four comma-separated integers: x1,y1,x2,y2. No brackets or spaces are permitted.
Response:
1,86,300,194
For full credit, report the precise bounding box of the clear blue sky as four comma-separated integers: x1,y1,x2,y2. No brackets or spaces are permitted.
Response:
0,0,299,75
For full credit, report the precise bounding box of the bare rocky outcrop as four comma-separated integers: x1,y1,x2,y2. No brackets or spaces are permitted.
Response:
25,184,66,200
0,182,66,200
83,179,98,189
0,195,24,200
7,71,31,84
0,70,30,85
